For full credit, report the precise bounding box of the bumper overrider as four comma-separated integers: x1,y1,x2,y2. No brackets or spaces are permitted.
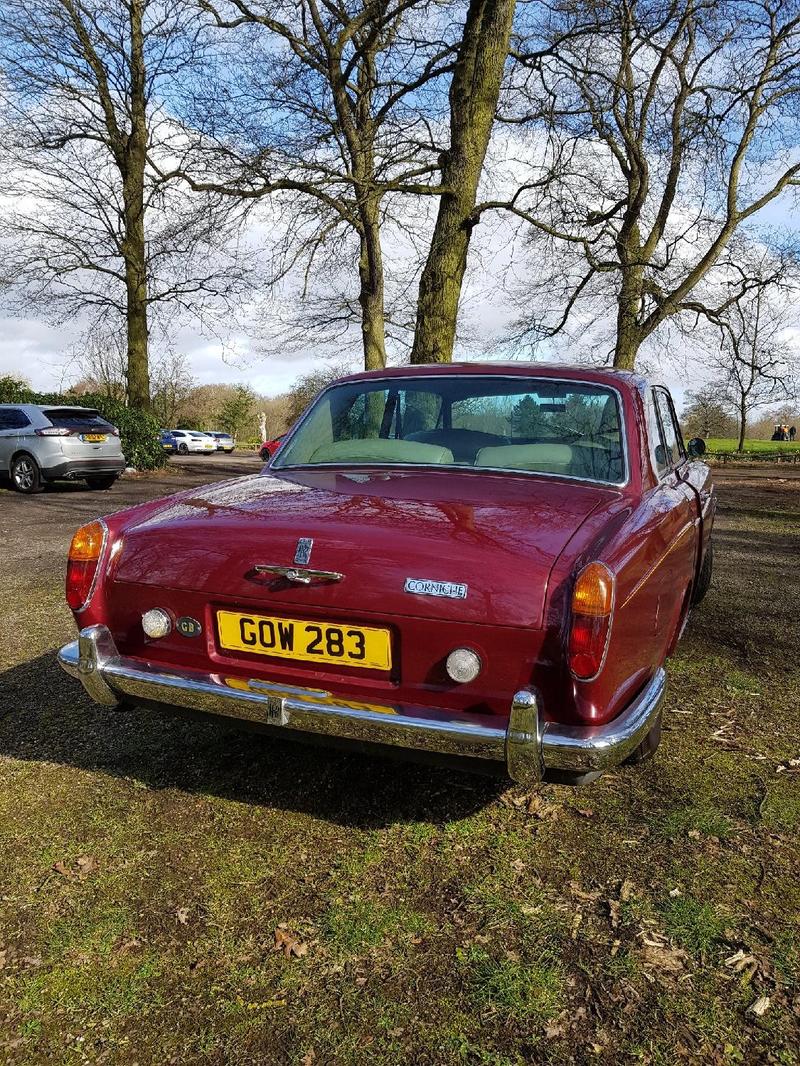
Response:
58,625,665,784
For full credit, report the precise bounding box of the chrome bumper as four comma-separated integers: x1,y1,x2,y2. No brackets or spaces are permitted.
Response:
57,625,665,785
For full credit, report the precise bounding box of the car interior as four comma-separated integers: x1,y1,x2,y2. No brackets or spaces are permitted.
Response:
280,380,626,485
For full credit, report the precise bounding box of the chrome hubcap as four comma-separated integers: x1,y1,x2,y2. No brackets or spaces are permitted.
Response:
13,459,34,490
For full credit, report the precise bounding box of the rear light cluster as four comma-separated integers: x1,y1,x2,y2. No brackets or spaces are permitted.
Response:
66,520,107,610
36,426,119,436
569,561,615,680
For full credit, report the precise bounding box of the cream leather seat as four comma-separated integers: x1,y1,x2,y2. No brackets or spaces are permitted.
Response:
309,438,454,465
474,443,573,473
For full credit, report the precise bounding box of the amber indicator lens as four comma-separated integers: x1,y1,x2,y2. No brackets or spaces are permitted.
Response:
571,561,614,618
569,561,614,680
68,521,105,562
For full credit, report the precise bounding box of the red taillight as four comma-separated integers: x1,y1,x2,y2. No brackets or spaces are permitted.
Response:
66,520,106,610
569,562,614,680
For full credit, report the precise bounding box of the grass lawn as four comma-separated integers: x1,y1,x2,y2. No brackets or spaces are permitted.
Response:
0,466,798,1063
705,438,800,454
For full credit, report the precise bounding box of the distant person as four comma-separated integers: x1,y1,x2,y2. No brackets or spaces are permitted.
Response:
771,427,783,441
790,426,797,442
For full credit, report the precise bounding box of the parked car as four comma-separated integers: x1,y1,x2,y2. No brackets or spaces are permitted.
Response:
160,430,178,453
208,431,236,453
259,434,285,461
169,429,216,454
0,403,125,494
58,364,715,784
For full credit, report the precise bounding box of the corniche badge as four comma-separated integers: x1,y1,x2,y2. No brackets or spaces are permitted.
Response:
404,578,468,600
294,538,313,565
176,616,203,638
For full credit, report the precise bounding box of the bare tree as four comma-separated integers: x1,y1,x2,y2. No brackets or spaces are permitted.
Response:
150,351,195,427
0,0,251,408
492,0,800,369
160,0,459,371
707,252,799,451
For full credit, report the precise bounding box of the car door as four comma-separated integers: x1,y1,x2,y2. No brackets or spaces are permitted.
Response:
645,387,701,650
0,408,32,473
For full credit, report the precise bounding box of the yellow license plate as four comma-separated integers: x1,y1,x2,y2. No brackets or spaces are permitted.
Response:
83,433,107,442
217,610,391,670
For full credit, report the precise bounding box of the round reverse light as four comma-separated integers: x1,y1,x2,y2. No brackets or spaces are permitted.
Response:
445,647,482,684
142,608,172,639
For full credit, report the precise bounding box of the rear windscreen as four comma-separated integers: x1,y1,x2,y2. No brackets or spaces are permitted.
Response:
44,409,113,430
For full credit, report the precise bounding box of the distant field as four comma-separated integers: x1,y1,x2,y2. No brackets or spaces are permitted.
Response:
704,438,800,454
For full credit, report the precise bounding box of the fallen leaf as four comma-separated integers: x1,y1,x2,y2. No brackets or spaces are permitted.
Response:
619,879,635,902
52,861,72,877
749,995,770,1017
641,942,689,975
573,807,594,818
273,926,308,959
301,1053,316,1066
608,899,621,929
725,949,758,972
687,829,702,840
176,907,190,926
75,855,97,875
669,887,682,898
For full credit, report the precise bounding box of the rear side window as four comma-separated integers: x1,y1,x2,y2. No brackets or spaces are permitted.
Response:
44,408,113,431
646,394,670,477
653,389,684,468
0,409,31,430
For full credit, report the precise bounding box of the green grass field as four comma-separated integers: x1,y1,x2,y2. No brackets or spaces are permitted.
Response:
704,438,800,454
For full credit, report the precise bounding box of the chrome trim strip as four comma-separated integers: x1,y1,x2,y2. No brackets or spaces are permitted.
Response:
57,627,665,783
272,373,630,489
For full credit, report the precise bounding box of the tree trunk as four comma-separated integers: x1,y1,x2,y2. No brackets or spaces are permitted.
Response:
358,202,387,372
123,0,150,410
613,263,644,370
410,0,516,364
737,399,747,452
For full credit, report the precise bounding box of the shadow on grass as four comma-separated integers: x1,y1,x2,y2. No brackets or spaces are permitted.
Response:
0,650,504,828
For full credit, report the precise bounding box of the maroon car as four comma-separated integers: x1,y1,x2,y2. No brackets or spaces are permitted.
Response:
58,364,714,784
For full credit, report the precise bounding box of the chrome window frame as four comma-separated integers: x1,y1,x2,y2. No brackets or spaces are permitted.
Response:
271,374,630,489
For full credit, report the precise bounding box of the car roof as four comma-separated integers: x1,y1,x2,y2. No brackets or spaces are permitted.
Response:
332,361,649,394
0,402,101,413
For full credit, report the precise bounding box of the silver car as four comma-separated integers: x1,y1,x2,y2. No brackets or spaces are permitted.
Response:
0,403,126,494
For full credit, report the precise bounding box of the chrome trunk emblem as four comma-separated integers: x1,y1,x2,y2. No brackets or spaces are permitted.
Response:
294,538,313,565
404,578,468,600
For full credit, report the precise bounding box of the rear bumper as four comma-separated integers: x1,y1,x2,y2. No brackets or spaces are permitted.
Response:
57,625,665,784
42,458,125,480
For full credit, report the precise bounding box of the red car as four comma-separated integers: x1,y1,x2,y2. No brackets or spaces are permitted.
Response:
259,435,284,462
58,364,714,784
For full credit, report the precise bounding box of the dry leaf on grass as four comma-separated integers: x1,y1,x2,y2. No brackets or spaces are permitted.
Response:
273,925,308,959
748,995,770,1017
176,907,190,926
641,942,690,975
51,861,73,877
75,855,97,875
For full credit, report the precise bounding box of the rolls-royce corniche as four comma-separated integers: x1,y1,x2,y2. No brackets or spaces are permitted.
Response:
58,364,715,785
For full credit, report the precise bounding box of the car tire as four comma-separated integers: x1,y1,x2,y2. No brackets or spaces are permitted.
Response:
86,476,118,490
178,443,189,454
10,453,44,494
691,539,713,605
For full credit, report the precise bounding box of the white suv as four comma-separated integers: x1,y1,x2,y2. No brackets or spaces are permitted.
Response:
0,404,126,494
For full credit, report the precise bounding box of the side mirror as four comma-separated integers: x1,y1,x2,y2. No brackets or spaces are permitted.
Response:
687,437,706,458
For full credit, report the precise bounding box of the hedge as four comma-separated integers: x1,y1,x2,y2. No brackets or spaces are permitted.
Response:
0,378,167,471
